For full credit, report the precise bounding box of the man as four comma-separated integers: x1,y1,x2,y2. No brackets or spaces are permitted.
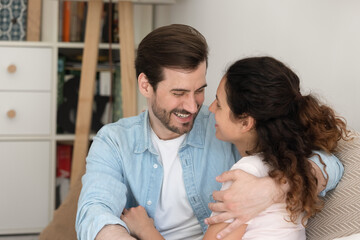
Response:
76,24,343,240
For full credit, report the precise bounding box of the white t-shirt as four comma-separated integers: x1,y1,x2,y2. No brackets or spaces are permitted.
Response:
151,130,203,240
212,154,306,240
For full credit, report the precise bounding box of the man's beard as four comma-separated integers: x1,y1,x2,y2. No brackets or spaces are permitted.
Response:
151,99,201,135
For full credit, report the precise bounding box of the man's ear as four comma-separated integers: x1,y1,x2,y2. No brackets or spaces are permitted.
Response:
241,116,255,132
138,73,153,97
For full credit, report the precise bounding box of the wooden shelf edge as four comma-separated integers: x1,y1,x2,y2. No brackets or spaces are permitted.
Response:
0,136,52,141
0,41,54,48
55,134,95,141
46,0,176,4
57,42,121,49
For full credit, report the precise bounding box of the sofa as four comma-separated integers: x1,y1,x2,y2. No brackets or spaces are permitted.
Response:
40,131,360,240
307,130,360,239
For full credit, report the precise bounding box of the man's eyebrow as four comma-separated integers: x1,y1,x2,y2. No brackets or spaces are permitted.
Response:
171,84,208,92
197,84,208,91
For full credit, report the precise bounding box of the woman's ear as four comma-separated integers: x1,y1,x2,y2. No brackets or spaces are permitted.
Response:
241,116,255,132
138,73,153,97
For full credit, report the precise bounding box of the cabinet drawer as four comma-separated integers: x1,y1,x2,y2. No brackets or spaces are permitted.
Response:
0,47,52,91
0,92,51,135
0,141,51,233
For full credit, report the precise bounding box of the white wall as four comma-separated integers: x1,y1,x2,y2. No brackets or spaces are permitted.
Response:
154,0,360,131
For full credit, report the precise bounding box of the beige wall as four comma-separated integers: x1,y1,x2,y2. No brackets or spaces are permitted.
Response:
154,0,360,131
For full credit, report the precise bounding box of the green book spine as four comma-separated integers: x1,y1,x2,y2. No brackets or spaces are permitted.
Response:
57,56,66,107
112,66,123,122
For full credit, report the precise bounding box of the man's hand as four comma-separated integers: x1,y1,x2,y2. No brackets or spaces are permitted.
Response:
205,169,288,239
121,206,165,240
95,224,136,240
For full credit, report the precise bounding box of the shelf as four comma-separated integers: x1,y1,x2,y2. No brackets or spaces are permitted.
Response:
124,0,176,4
57,42,120,49
0,41,54,48
0,0,172,235
47,0,176,4
0,135,52,141
55,134,95,141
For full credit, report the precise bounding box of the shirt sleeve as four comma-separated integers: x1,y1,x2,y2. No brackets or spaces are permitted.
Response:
309,150,344,197
75,128,130,240
210,155,267,223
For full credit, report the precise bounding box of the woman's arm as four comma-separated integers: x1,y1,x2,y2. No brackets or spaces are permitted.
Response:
120,206,164,240
203,222,247,240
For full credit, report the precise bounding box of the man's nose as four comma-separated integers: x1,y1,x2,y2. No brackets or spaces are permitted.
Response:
183,94,198,114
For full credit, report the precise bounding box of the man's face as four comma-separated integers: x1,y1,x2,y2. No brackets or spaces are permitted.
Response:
148,61,207,140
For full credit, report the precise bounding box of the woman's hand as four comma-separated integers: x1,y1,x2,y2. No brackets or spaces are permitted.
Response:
121,206,164,240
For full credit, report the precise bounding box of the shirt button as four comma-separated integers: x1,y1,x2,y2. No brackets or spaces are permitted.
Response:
147,200,152,206
153,164,158,169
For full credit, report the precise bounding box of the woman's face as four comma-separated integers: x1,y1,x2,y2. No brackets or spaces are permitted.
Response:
209,77,244,143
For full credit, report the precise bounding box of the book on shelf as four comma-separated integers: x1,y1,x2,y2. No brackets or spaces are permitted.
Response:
56,144,73,178
112,5,119,43
69,1,78,42
57,56,66,108
55,143,72,208
101,3,119,43
61,1,71,42
112,66,123,122
60,1,86,42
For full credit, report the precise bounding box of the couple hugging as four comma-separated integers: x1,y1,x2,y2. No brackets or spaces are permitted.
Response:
76,24,349,240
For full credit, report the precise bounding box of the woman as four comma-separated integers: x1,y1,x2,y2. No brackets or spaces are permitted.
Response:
120,56,349,239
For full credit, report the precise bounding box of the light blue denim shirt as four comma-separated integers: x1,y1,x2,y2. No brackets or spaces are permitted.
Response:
76,106,344,240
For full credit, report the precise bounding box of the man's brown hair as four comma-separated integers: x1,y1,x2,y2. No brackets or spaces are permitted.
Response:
135,24,208,91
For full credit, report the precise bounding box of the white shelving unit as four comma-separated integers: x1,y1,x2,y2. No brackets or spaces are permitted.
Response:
0,0,173,235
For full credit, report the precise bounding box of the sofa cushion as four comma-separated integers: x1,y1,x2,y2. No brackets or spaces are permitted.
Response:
334,233,360,240
307,131,360,240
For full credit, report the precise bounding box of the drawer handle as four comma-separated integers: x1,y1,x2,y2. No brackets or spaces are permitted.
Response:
7,109,16,119
7,64,17,74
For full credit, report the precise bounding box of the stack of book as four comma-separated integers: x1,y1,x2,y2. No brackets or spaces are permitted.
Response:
59,1,119,43
55,144,72,208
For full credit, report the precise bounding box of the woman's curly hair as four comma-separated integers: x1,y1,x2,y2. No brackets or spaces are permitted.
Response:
224,56,349,225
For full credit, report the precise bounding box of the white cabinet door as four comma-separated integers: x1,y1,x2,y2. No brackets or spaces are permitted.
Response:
0,141,51,234
0,92,51,135
0,47,52,91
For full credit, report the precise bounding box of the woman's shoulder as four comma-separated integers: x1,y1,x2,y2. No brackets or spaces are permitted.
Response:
232,154,270,177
